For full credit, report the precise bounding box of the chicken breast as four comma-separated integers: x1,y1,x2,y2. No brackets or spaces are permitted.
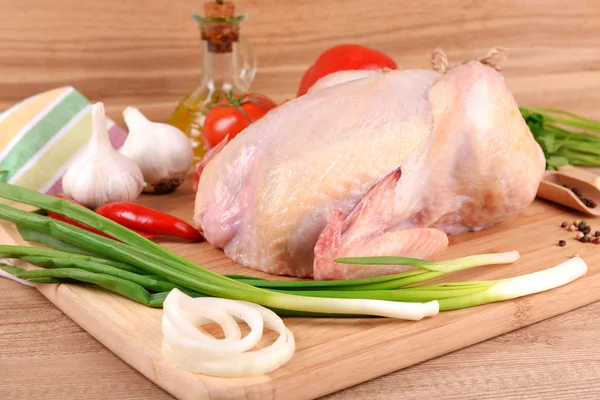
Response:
194,54,545,279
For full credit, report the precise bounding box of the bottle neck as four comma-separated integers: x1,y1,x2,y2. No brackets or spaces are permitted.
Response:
200,41,245,93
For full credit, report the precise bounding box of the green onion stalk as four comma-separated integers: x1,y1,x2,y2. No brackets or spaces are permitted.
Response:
0,182,587,319
13,223,512,293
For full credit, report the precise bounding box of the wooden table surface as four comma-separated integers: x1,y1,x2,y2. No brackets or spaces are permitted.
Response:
1,277,598,400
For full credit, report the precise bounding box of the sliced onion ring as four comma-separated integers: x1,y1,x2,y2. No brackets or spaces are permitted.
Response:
163,293,263,356
162,289,295,377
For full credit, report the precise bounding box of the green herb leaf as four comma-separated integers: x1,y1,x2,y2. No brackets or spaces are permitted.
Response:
546,155,569,170
535,134,555,154
521,106,600,170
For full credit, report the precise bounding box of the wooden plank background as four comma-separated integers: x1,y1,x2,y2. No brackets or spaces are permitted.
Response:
1,0,600,126
1,0,600,399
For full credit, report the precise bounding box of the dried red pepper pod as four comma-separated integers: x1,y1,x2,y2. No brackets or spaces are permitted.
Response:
95,202,204,242
47,194,155,240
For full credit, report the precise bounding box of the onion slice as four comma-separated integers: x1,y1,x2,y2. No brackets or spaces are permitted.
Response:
162,289,295,377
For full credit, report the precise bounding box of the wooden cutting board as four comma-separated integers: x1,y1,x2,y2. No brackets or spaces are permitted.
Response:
1,179,600,400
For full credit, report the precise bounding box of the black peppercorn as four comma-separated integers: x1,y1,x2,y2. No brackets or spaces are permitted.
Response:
580,236,587,243
583,226,591,235
561,221,568,228
558,240,566,247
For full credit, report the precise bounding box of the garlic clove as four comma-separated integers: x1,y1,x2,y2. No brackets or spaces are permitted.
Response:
62,102,145,209
120,106,194,194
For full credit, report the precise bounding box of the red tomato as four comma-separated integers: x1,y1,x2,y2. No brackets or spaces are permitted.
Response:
297,44,398,97
203,93,276,149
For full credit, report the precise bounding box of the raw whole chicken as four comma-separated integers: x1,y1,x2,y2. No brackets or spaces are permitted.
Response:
194,49,546,280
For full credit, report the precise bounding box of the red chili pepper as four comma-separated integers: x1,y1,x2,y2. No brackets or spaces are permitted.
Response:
47,194,155,240
96,202,204,242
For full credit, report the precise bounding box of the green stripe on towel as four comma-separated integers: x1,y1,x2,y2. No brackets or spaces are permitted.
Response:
0,90,88,181
12,111,93,190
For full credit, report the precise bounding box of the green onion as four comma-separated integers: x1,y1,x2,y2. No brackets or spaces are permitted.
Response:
20,256,178,293
0,263,65,285
0,182,587,319
439,257,586,310
0,201,265,297
0,183,441,319
270,284,491,302
14,225,267,282
0,245,145,274
235,251,519,291
0,263,25,277
335,251,519,272
16,223,98,257
15,267,152,304
149,290,204,308
232,270,444,291
28,277,69,284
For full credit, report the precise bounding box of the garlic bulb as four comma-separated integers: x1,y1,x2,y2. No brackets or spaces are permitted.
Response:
119,106,194,194
62,102,144,209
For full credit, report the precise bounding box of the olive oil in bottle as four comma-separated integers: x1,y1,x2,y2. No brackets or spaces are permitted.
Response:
168,1,256,159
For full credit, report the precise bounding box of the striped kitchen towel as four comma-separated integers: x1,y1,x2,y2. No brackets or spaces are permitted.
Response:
0,87,128,194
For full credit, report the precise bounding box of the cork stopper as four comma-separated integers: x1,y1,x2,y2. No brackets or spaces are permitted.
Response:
204,1,235,19
201,1,239,53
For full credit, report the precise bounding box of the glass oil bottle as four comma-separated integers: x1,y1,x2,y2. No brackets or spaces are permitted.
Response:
168,1,256,159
